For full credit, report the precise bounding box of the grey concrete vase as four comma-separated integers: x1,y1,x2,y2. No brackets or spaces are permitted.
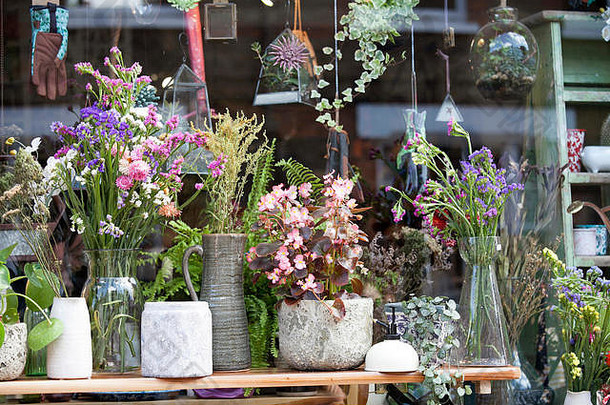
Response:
0,323,27,381
278,298,373,370
183,233,251,371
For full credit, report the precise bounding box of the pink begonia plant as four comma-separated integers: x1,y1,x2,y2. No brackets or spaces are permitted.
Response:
247,174,369,319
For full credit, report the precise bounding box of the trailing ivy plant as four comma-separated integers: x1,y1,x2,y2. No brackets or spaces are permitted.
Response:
314,0,419,130
401,295,472,404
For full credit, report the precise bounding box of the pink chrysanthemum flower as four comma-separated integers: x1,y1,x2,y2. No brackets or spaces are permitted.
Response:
268,34,308,73
128,160,151,181
116,175,133,191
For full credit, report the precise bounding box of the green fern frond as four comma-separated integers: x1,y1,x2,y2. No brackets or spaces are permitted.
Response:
242,139,276,235
275,158,324,200
245,295,272,368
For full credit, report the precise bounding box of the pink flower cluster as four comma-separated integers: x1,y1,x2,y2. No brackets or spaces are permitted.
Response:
207,153,228,178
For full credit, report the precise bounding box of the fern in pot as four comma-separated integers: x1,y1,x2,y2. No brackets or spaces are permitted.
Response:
247,174,372,370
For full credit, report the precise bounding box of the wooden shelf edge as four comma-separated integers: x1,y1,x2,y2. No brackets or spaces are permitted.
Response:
573,255,610,267
0,367,521,395
565,89,610,103
523,10,600,26
567,172,610,184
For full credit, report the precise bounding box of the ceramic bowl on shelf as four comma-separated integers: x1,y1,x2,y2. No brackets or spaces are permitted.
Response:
581,146,610,173
574,225,607,255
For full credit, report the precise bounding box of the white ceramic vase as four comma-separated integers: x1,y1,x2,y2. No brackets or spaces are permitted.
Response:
564,391,593,405
47,297,92,379
0,323,27,381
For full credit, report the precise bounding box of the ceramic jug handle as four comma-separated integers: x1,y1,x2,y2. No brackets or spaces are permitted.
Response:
182,245,203,302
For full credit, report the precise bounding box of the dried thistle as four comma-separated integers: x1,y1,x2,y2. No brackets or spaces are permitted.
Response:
268,34,308,73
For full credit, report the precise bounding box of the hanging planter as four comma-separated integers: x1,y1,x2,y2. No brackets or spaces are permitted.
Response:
161,63,212,174
469,5,539,101
253,28,317,106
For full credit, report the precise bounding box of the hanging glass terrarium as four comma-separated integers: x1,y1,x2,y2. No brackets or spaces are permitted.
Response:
469,6,539,101
253,28,317,106
162,63,212,173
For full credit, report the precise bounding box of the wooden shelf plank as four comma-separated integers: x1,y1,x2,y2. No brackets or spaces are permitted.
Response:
574,255,610,267
567,172,610,184
0,367,520,395
565,89,610,103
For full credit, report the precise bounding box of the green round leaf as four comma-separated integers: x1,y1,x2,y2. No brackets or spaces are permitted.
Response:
28,318,63,351
0,266,10,291
25,279,54,311
0,322,5,349
24,263,42,288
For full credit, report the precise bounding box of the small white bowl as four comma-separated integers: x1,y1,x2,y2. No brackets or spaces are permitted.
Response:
581,146,610,173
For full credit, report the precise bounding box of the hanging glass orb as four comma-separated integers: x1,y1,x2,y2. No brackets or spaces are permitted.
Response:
469,6,539,101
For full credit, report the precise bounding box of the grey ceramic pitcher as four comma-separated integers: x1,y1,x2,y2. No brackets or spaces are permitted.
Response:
182,233,251,371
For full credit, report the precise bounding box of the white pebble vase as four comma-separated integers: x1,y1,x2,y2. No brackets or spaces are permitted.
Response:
47,297,92,379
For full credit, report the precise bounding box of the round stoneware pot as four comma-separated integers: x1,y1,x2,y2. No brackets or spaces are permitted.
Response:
0,323,27,381
47,297,92,379
278,298,373,371
564,391,593,405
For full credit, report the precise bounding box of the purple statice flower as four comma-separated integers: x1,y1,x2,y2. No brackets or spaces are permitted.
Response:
268,34,309,73
98,215,124,238
483,207,498,218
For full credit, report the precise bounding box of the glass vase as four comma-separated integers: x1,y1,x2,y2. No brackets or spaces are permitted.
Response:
84,249,143,373
469,6,539,101
24,308,48,376
454,237,510,366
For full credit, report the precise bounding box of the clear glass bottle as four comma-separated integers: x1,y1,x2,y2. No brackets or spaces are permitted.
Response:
469,7,539,101
24,308,48,376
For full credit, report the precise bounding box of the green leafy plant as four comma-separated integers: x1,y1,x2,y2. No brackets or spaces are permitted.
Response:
143,220,204,302
166,0,200,12
314,0,419,130
400,295,471,404
275,158,324,201
244,295,278,368
0,244,63,351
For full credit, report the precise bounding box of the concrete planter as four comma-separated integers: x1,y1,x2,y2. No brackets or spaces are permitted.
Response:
141,301,212,378
0,323,27,381
278,298,373,370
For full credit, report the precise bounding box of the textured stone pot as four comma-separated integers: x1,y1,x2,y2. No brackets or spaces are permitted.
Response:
564,391,593,405
278,298,373,370
141,301,212,378
47,297,92,379
0,323,27,381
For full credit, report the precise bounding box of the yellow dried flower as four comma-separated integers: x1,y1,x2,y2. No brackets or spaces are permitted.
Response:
5,137,15,145
9,149,16,156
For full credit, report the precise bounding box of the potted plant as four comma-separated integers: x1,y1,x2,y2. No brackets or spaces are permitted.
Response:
385,121,523,367
45,47,206,373
544,249,610,405
0,140,91,379
247,174,372,370
180,111,273,372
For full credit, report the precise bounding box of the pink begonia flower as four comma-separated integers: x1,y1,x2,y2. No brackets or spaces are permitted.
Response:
245,247,256,263
271,184,286,201
267,268,282,284
294,254,306,270
258,193,277,211
285,228,304,249
285,185,298,201
116,175,133,191
128,160,151,181
298,274,318,291
298,183,312,198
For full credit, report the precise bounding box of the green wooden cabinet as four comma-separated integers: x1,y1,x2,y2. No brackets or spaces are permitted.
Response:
525,11,610,267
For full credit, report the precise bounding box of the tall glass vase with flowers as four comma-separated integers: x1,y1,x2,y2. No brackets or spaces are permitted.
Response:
385,121,523,366
247,174,372,370
46,47,206,372
544,249,610,404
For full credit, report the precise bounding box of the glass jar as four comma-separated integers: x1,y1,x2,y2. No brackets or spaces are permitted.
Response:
453,237,511,366
24,308,48,376
84,249,143,373
469,7,539,101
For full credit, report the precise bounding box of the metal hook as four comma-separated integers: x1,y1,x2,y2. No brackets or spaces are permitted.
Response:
178,32,189,64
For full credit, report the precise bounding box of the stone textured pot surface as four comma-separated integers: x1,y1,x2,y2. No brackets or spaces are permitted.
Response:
564,391,593,405
0,323,27,381
278,298,373,370
141,301,212,378
47,297,92,379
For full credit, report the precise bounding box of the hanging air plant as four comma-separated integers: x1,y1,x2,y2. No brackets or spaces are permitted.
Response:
252,28,318,106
